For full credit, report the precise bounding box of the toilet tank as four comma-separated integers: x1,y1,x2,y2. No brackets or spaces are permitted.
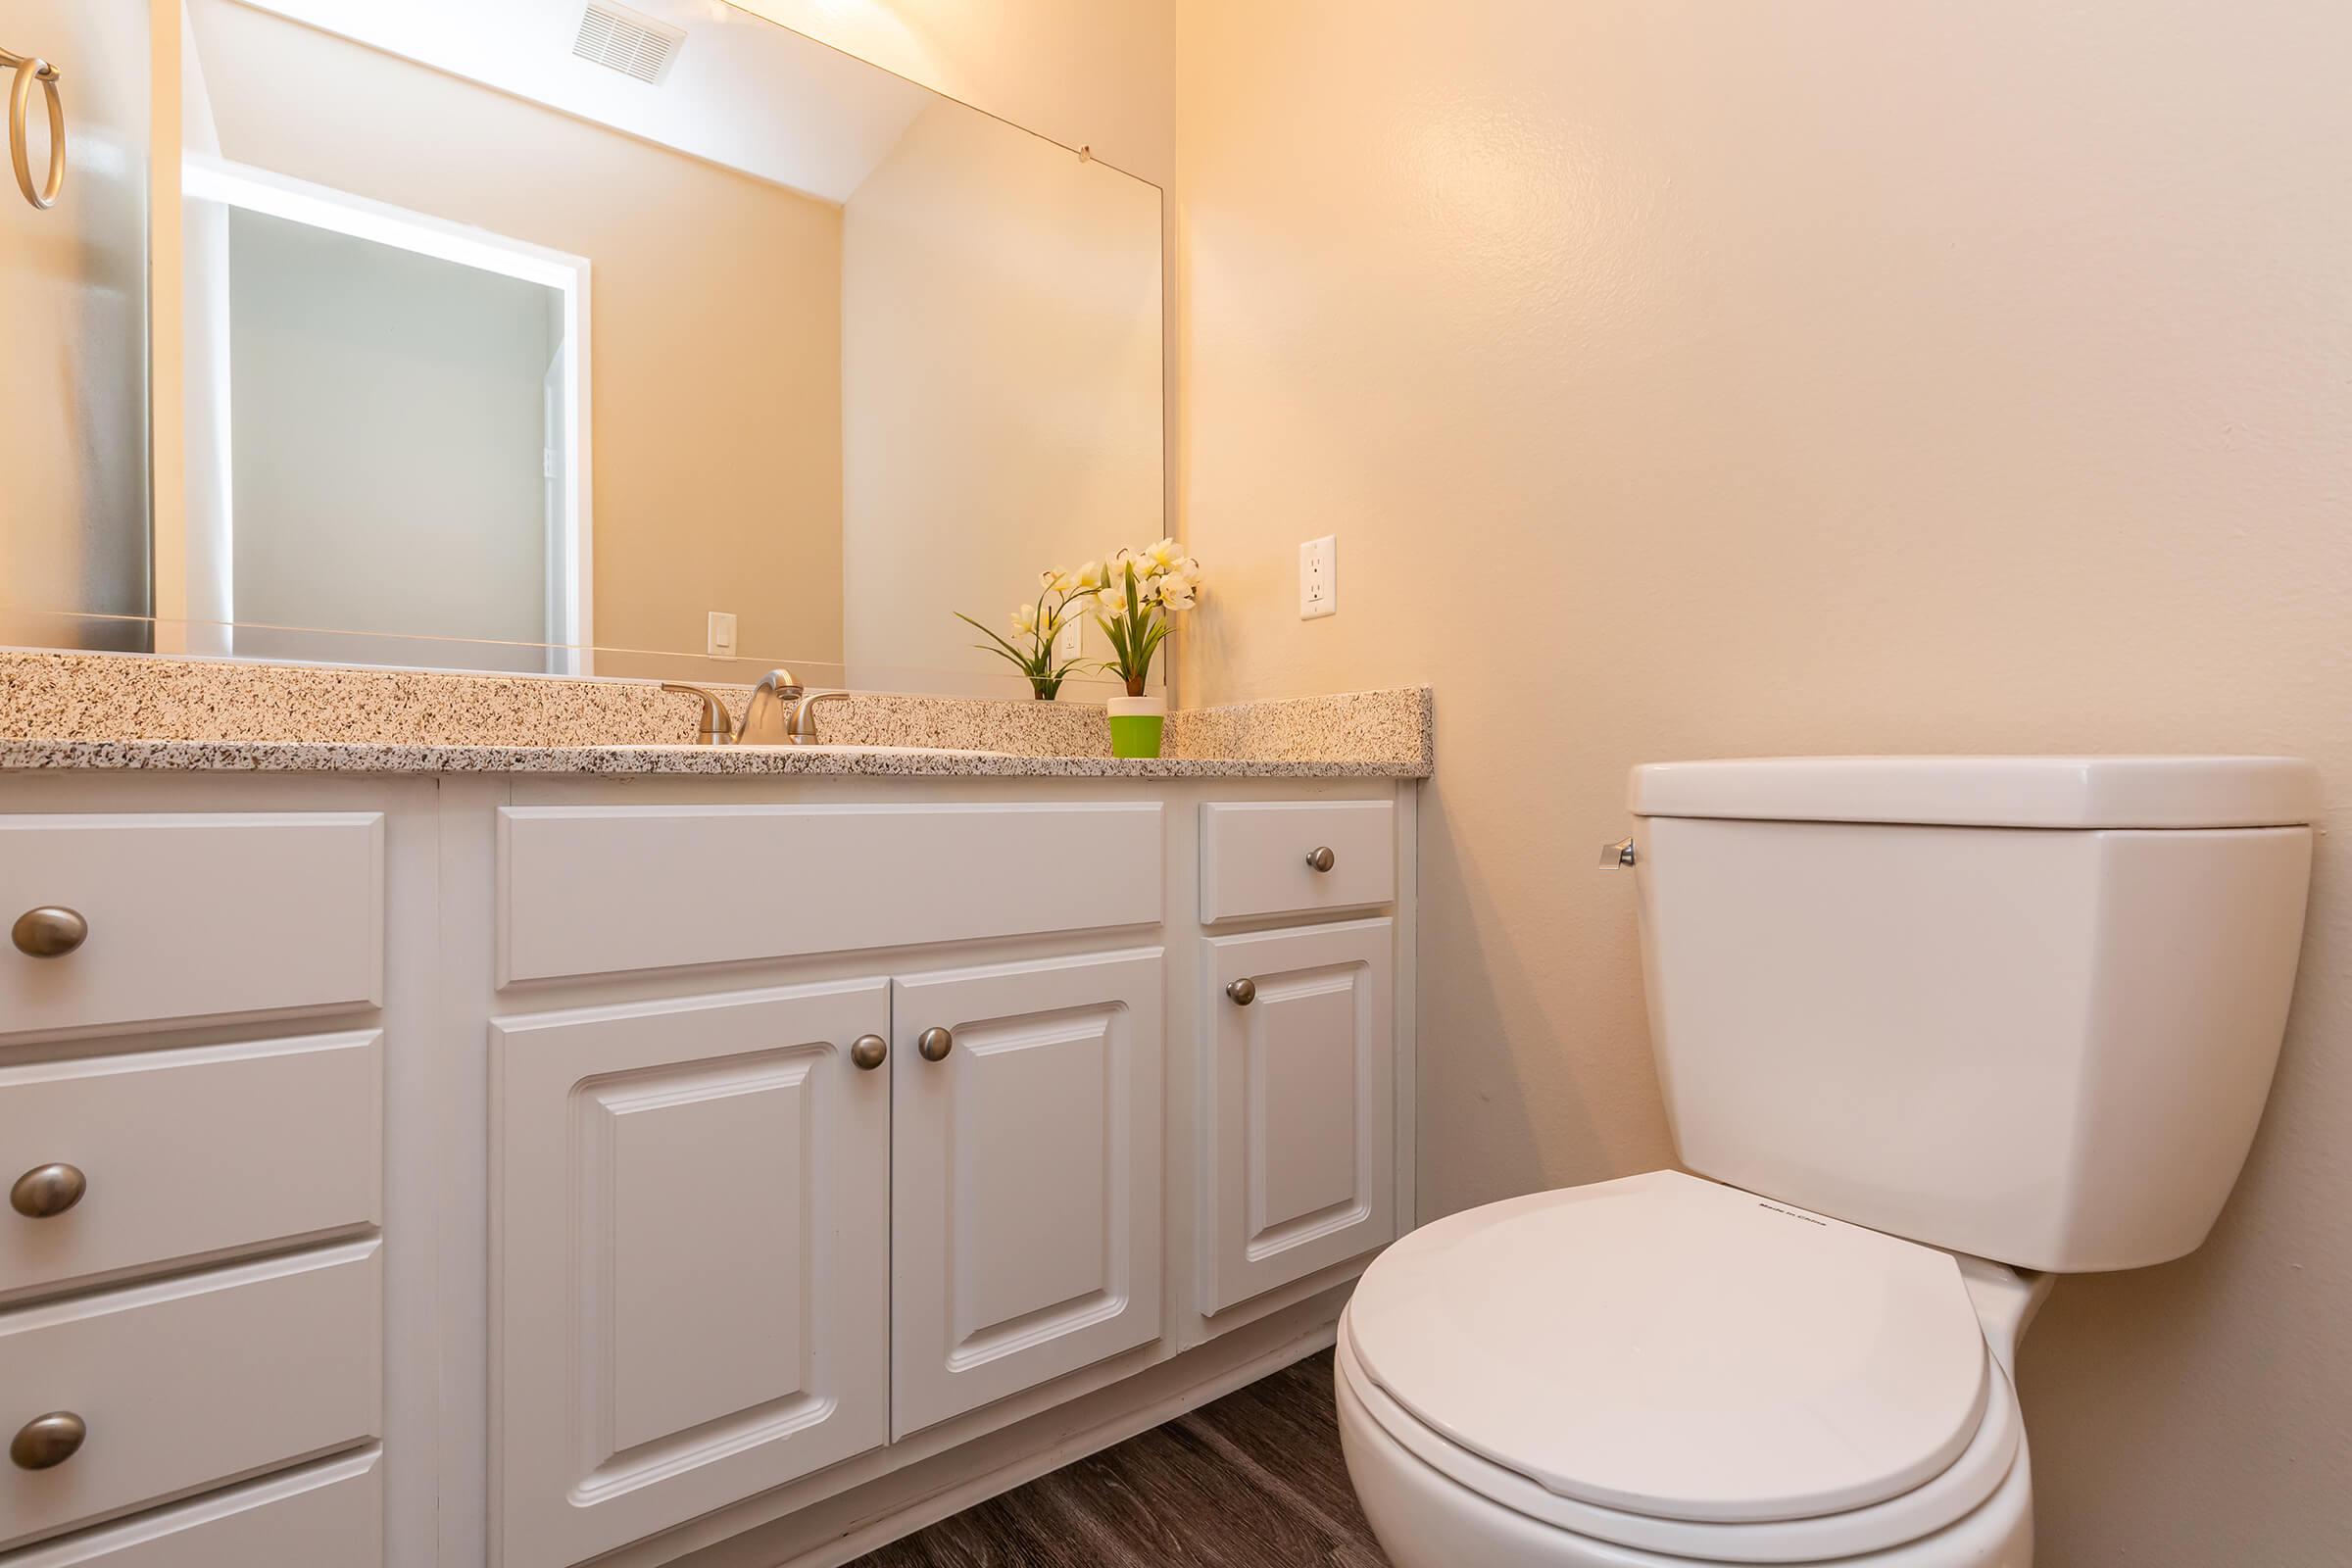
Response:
1628,757,2319,1273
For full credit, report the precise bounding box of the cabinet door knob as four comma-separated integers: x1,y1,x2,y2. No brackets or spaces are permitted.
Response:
849,1034,888,1071
11,906,86,957
1226,978,1257,1006
917,1026,954,1061
1304,846,1336,873
9,1163,84,1219
10,1412,85,1471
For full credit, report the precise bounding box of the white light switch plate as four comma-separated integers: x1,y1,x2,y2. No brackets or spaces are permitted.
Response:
1054,613,1084,665
1300,535,1338,619
707,611,738,658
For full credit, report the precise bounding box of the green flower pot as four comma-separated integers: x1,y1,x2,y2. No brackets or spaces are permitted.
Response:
1106,695,1166,759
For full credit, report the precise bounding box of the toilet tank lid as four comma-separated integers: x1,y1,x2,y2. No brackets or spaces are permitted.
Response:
1630,756,2321,829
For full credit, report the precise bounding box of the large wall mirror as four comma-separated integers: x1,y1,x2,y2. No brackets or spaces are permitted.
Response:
0,0,1162,695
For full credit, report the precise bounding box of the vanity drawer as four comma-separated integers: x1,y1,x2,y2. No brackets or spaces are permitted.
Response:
0,1033,382,1298
0,814,384,1041
1200,801,1395,922
2,1447,380,1567
0,1240,381,1550
499,803,1162,984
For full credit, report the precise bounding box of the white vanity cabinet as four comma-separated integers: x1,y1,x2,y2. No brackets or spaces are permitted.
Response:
0,768,1415,1568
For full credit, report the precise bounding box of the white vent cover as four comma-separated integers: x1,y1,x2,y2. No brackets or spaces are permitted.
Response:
572,0,685,84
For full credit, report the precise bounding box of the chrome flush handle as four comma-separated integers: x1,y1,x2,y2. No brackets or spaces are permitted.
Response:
1599,838,1637,869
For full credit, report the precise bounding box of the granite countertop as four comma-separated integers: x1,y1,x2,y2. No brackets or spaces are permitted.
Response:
0,655,1431,778
0,737,1425,779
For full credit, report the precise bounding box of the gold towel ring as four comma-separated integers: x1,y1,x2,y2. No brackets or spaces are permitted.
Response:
2,51,64,211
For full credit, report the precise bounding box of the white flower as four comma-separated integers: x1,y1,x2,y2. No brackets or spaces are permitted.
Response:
1098,561,1143,616
1157,572,1199,612
1145,537,1184,573
1010,603,1039,637
1074,560,1105,590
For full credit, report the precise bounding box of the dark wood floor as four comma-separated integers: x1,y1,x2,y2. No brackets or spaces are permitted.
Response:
850,1350,1390,1567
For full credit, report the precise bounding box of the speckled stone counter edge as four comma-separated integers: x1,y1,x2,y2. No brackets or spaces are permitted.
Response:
0,651,1430,777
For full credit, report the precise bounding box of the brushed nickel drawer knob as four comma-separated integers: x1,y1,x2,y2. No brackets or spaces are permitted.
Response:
1304,846,1337,873
9,1163,84,1219
10,1412,85,1471
850,1034,888,1071
11,906,86,957
917,1027,954,1062
1226,978,1257,1006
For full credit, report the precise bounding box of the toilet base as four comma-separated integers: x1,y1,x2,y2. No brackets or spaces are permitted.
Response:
1335,1349,2034,1568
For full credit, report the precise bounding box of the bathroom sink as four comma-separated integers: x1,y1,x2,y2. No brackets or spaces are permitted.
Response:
608,742,1010,759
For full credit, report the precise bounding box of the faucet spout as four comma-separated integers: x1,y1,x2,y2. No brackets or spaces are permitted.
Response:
738,668,803,745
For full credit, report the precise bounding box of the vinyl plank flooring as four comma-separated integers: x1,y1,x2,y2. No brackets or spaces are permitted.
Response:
851,1350,1389,1568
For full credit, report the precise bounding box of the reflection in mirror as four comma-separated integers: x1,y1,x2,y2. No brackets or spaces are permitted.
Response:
16,0,1163,695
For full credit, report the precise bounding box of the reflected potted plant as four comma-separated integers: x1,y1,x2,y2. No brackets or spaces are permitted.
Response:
957,564,1103,700
1094,540,1201,759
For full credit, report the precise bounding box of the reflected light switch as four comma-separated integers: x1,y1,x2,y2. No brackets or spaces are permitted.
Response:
708,611,738,659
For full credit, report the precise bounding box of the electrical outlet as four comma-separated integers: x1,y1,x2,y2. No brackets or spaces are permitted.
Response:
1055,613,1084,665
1299,535,1338,619
707,611,738,659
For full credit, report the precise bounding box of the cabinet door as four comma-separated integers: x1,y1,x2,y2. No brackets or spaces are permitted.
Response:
891,950,1163,1438
1201,919,1396,1314
492,982,890,1568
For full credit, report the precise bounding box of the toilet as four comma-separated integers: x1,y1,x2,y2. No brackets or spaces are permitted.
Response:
1338,756,2319,1568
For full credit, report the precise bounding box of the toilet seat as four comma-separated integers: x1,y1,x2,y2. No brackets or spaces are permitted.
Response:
1341,1170,2024,1561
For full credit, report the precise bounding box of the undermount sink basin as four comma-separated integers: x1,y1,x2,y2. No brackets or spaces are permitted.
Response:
609,742,1009,759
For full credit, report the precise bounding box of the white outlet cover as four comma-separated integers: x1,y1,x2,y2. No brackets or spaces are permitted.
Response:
1055,614,1084,664
1300,535,1338,619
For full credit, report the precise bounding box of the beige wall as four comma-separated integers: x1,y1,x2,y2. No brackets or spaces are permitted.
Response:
841,101,1162,696
188,0,845,674
1174,2,2352,1559
729,0,1172,187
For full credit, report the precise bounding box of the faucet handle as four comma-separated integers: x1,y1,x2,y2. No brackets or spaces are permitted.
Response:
660,683,737,746
789,690,853,745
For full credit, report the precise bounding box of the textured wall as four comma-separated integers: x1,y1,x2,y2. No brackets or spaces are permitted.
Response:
1173,2,2352,1559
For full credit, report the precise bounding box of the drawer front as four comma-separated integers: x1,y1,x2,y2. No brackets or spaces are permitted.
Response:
0,1241,381,1549
500,803,1162,985
0,814,384,1041
0,1033,382,1298
1200,802,1395,922
3,1448,380,1567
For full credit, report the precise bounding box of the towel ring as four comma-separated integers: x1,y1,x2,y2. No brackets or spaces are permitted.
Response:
1,50,64,211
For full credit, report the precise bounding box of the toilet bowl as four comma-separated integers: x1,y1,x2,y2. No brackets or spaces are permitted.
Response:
1334,1172,2043,1568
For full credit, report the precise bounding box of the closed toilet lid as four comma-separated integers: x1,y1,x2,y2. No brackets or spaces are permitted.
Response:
1347,1170,1991,1525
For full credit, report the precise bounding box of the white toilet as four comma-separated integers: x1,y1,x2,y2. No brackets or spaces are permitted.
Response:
1338,756,2319,1568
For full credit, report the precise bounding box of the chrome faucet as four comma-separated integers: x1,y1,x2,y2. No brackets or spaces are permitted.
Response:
667,668,851,746
737,668,803,744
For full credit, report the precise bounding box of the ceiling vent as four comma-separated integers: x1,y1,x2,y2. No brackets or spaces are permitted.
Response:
572,1,686,85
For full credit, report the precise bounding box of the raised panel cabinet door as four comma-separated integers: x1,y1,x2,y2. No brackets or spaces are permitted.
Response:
891,949,1164,1439
1201,919,1396,1315
492,982,891,1568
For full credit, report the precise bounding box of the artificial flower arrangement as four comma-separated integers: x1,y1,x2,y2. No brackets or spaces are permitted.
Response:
957,564,1104,701
958,539,1204,757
